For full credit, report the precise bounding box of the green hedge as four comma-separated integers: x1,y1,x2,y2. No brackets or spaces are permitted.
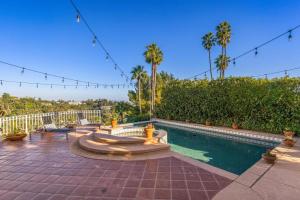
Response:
156,77,300,134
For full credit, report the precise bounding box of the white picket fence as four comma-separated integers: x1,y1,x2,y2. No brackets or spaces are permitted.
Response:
0,110,101,136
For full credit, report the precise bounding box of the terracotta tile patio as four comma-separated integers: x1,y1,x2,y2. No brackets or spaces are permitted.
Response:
0,132,232,200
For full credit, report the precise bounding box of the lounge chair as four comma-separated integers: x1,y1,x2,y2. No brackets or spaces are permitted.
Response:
41,116,70,140
77,112,102,127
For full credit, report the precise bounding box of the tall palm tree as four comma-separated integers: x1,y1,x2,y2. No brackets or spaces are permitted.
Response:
131,65,147,114
144,43,163,116
215,55,230,79
216,21,231,79
202,32,216,80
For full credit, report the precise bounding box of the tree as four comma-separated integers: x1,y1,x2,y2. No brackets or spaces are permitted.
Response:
215,55,230,78
144,43,163,116
202,32,216,80
131,65,147,114
216,21,231,78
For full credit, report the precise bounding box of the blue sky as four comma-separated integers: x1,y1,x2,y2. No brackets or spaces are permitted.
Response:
0,0,300,101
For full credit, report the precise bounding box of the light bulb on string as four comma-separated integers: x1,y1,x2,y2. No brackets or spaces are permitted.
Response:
50,84,53,89
254,48,258,56
106,53,109,60
204,72,207,80
44,73,48,80
36,83,39,88
92,36,97,46
21,67,25,74
19,82,22,87
97,84,99,88
288,30,292,41
76,13,80,23
62,77,65,83
285,70,288,77
117,84,120,88
87,82,90,87
76,80,79,85
233,58,236,66
0,80,2,86
114,64,117,70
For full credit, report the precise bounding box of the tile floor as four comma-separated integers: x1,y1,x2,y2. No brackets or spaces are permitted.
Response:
0,132,232,200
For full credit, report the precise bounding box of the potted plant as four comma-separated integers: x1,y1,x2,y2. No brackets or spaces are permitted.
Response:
111,112,119,128
4,128,27,141
145,123,154,140
262,149,276,164
283,127,296,138
283,137,296,147
232,119,239,129
205,119,211,126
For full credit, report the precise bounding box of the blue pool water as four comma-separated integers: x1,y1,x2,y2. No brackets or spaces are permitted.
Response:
154,123,278,175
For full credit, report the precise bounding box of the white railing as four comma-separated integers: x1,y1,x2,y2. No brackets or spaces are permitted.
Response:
0,110,101,136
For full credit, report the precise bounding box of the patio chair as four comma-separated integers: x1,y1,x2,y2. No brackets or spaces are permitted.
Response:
77,112,102,127
41,116,70,140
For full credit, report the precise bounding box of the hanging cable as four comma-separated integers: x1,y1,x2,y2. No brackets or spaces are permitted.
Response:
186,23,300,80
69,0,132,84
0,59,127,88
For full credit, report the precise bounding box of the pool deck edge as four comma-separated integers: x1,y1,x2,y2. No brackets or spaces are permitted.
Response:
213,138,300,200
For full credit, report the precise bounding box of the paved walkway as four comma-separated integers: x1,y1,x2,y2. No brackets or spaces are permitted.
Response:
0,132,232,200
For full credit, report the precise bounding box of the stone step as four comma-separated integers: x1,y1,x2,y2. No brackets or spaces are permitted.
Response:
93,133,146,144
78,135,170,155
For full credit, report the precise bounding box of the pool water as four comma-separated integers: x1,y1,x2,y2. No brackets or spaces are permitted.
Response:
155,123,278,175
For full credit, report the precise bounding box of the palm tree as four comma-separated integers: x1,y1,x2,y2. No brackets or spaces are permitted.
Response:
144,43,163,116
216,21,231,57
131,65,147,114
215,55,230,78
202,32,216,80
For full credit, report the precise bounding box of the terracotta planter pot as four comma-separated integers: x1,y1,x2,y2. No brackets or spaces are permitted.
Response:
262,153,276,164
283,130,295,138
5,134,27,141
111,119,117,128
145,128,154,140
205,120,211,126
283,139,296,147
232,123,239,129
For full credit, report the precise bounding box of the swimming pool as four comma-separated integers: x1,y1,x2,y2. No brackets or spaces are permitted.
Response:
154,123,279,175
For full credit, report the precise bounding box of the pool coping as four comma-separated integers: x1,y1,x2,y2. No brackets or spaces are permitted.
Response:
151,118,283,143
213,137,300,200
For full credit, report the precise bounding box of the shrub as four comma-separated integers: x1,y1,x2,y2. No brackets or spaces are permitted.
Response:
156,77,300,134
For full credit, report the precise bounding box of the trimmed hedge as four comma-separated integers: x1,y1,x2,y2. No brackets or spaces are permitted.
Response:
156,77,300,134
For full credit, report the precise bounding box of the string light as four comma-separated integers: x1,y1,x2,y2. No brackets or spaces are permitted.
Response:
187,24,300,80
76,14,80,23
69,0,133,85
106,53,109,60
44,73,48,80
36,83,39,88
288,30,292,41
19,82,22,87
62,77,65,83
0,80,2,85
285,70,288,77
204,72,207,79
92,36,97,46
233,58,236,66
51,84,53,88
21,67,25,74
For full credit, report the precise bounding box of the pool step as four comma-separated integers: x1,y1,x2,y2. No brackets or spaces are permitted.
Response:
93,133,146,144
78,135,170,155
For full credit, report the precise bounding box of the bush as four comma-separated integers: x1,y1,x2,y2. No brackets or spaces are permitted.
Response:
156,77,300,134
